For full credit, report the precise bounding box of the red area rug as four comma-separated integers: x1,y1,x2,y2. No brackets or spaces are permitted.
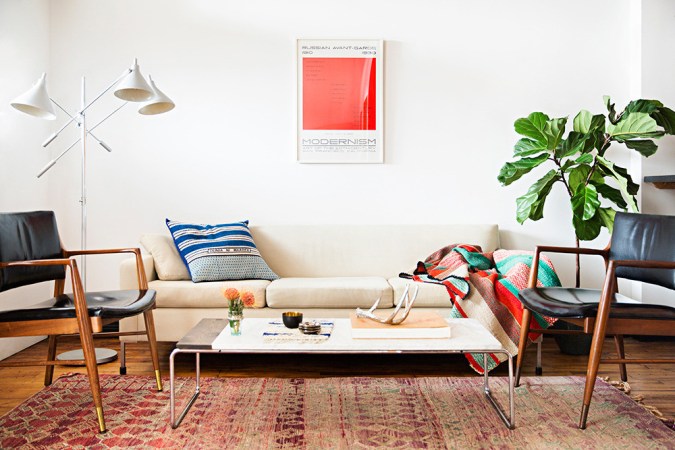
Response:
0,374,672,449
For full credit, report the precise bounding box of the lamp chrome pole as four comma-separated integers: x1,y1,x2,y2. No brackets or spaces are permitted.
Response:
80,76,88,287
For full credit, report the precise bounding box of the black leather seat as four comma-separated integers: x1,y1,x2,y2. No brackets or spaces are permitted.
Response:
514,212,675,429
0,290,156,321
0,211,163,433
519,287,675,320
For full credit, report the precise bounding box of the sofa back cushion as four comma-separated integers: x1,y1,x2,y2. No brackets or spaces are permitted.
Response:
250,224,499,278
140,234,190,281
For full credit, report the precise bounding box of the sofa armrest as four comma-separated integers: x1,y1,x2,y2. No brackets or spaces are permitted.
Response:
120,254,156,289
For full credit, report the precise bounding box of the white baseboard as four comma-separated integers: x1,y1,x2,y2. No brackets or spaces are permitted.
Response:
0,336,45,361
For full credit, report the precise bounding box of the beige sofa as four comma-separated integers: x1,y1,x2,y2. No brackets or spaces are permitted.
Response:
120,224,500,341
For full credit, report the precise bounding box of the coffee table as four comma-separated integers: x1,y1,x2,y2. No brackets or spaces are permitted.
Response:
169,317,515,429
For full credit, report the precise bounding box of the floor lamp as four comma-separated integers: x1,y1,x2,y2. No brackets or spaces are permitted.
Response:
10,58,175,363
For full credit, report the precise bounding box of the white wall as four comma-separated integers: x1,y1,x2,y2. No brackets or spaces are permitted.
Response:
1,0,673,357
641,0,675,214
0,0,52,360
638,0,675,303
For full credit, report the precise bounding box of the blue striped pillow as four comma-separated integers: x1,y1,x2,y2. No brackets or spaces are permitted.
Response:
166,219,279,282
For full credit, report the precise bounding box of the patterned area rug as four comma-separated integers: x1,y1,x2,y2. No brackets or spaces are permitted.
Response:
0,374,672,449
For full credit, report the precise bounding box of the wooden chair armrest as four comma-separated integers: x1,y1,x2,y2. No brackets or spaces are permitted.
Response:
534,245,609,257
611,259,675,270
0,258,90,316
526,245,609,288
64,248,140,257
64,248,148,289
0,258,72,269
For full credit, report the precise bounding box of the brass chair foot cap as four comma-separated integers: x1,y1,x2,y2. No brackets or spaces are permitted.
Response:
155,370,163,391
96,406,107,433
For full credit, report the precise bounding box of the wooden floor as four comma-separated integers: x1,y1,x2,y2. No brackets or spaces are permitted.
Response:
0,335,673,419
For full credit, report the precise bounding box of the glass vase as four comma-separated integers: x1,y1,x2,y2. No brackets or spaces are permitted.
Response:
228,312,243,336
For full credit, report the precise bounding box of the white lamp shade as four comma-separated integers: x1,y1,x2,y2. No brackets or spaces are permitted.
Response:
138,76,175,115
114,60,153,102
10,73,56,120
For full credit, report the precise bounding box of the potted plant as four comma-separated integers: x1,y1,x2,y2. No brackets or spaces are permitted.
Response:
498,97,675,353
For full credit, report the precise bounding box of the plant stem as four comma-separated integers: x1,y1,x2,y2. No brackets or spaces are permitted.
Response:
552,157,574,197
598,133,612,156
575,238,581,288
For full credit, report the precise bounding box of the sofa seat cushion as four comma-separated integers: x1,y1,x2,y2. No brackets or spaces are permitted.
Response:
388,277,453,308
148,279,269,308
266,277,393,309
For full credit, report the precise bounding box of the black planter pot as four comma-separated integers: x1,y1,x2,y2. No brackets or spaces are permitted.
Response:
551,320,592,355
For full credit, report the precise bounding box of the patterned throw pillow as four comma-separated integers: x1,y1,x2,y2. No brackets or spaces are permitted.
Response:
165,219,279,283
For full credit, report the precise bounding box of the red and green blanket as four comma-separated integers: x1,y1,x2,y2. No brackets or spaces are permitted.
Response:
400,244,560,374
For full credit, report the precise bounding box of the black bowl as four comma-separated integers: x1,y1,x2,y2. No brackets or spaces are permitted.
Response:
282,311,303,329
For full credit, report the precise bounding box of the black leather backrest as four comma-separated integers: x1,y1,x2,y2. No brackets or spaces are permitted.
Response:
609,212,675,290
0,211,65,292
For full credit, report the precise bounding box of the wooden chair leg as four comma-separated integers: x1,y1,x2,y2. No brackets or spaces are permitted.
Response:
613,335,628,382
78,325,106,433
515,308,532,387
45,279,66,386
535,335,543,375
143,310,163,391
579,332,606,429
579,277,615,429
44,335,58,386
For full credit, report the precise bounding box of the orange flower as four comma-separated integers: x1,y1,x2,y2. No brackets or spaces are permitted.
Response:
224,288,240,301
241,291,255,307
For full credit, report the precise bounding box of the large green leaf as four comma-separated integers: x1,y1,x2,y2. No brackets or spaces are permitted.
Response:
568,164,591,193
624,139,658,157
515,170,559,224
575,153,594,165
573,110,592,133
651,106,675,134
594,183,628,209
571,184,601,220
514,114,567,152
606,112,664,141
557,128,601,159
624,99,662,115
528,173,559,222
558,131,584,158
596,156,639,211
604,96,618,124
514,113,549,142
610,163,640,195
514,138,548,157
573,212,602,241
545,117,567,150
497,154,549,186
573,110,606,134
597,207,617,234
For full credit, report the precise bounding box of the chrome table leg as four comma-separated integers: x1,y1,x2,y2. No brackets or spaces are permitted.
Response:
482,351,515,429
170,349,202,429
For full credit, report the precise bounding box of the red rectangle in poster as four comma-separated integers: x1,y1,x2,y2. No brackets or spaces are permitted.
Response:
302,58,376,131
297,39,383,163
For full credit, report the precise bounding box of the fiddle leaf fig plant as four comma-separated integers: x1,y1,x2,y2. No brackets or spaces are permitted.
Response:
499,97,675,242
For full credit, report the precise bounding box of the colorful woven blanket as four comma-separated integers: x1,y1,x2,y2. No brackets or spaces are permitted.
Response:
400,244,560,374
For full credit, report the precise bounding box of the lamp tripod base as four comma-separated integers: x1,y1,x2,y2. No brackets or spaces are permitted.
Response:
56,348,118,365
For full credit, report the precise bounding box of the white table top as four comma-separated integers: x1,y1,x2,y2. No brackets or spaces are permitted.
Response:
210,318,503,353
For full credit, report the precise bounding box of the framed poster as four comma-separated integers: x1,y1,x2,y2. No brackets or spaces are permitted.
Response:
297,39,384,163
